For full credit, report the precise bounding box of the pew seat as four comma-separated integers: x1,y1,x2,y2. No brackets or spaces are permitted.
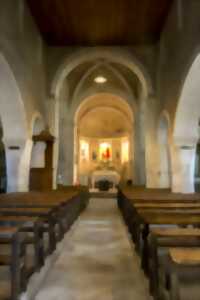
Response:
0,187,89,300
170,248,200,265
118,186,200,300
158,248,200,300
151,227,200,237
0,227,26,300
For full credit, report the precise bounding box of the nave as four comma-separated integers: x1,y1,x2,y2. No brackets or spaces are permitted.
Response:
35,197,151,300
1,1,200,300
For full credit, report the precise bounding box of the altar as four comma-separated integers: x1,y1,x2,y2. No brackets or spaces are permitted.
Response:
91,169,120,189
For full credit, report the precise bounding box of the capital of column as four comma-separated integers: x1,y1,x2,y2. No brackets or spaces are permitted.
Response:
3,137,30,149
173,136,198,148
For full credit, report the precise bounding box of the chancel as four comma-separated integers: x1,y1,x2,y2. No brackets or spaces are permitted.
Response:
73,93,133,190
0,1,200,300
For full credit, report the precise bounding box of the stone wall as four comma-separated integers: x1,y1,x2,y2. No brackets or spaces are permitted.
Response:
0,0,47,128
158,0,200,121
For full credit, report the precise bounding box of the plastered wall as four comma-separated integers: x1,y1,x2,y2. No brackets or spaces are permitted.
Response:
0,0,47,129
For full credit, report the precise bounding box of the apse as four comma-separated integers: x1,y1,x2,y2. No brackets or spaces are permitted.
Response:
75,94,134,189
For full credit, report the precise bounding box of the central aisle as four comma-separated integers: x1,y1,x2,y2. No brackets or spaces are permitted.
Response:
35,198,151,300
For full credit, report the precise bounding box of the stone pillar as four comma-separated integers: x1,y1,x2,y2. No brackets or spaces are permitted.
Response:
158,142,171,188
4,138,33,192
128,132,134,181
133,101,146,185
144,96,161,188
62,119,74,185
73,124,79,184
145,140,161,188
46,96,59,189
171,144,196,193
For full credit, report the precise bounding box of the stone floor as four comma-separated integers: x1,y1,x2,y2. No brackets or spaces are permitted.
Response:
34,198,152,300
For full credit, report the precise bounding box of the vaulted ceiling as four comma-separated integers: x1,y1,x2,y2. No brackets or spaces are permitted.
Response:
77,94,133,138
79,107,131,138
27,0,173,46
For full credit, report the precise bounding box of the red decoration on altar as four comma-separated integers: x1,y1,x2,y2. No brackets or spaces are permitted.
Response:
106,147,110,159
100,143,112,161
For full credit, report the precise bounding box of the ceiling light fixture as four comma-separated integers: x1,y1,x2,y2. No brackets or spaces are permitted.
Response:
94,76,107,84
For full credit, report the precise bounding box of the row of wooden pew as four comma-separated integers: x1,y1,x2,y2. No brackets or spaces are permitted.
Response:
118,186,200,300
0,186,89,300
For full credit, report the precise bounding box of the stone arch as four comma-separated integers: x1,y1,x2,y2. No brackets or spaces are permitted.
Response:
51,48,153,99
74,93,134,185
72,92,136,123
171,53,200,193
72,62,135,106
173,53,200,146
0,53,28,143
0,53,30,192
75,93,134,123
53,49,152,186
158,111,171,188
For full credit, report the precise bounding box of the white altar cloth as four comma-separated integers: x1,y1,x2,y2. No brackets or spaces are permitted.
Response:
91,170,120,188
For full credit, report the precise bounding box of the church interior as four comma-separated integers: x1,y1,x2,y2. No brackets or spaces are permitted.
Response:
0,0,200,299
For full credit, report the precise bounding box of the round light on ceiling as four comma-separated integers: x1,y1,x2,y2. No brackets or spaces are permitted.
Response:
94,76,107,84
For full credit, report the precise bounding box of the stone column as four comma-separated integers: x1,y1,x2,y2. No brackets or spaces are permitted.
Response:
144,96,161,188
4,138,33,192
133,101,146,185
73,124,79,184
62,119,74,185
171,144,196,193
158,142,171,188
45,96,59,189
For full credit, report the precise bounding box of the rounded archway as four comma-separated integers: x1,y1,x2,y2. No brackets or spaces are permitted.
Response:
172,53,200,193
54,49,151,187
51,48,153,100
74,93,134,188
0,53,29,192
173,54,200,146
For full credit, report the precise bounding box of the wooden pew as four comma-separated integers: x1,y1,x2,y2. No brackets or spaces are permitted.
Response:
119,185,200,202
0,189,89,254
159,248,200,300
0,189,89,300
130,210,200,275
128,207,200,263
0,206,63,256
0,226,27,300
117,187,200,252
118,187,200,300
0,216,45,272
148,228,200,299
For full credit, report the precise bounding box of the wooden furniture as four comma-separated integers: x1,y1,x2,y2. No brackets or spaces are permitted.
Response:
158,248,200,300
0,227,27,300
148,228,200,298
30,129,54,191
0,187,89,300
118,186,200,300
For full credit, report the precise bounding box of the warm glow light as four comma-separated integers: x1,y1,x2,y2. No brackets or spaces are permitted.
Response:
80,140,89,161
99,142,112,161
121,140,129,163
94,76,107,84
